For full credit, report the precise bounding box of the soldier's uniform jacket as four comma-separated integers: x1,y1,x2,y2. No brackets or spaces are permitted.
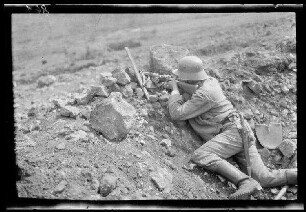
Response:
168,77,235,141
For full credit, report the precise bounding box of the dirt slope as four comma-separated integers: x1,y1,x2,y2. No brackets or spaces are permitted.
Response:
13,13,297,200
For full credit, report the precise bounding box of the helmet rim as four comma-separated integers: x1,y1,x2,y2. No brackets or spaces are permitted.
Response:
172,56,208,81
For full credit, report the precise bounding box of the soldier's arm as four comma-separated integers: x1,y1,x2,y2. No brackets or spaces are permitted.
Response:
168,90,213,121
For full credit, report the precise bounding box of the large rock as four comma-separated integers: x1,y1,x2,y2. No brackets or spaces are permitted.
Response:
149,44,189,74
278,139,297,158
89,92,136,142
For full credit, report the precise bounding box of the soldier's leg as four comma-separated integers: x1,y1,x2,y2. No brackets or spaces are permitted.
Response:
190,127,261,199
190,127,243,170
234,144,297,188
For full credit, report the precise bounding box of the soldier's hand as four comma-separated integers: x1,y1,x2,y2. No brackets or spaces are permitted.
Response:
168,79,179,91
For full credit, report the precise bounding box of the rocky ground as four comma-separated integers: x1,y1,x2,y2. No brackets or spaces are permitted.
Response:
13,13,297,201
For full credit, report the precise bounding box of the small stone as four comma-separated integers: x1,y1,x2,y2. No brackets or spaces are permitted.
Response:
228,181,236,189
182,163,196,172
112,67,131,85
291,113,297,122
282,109,289,117
138,140,145,145
278,139,297,158
59,105,80,118
287,187,297,194
288,132,297,139
99,72,117,87
259,148,271,159
148,126,155,133
159,139,171,148
90,85,109,98
56,142,66,150
149,94,159,103
150,167,173,193
165,148,176,157
121,84,134,98
27,107,37,117
108,83,121,93
51,98,67,108
270,188,279,194
139,109,148,117
135,88,144,98
280,196,287,200
98,174,118,197
273,152,283,162
53,180,67,194
145,79,157,89
281,85,290,94
70,130,89,143
37,75,56,88
130,82,138,90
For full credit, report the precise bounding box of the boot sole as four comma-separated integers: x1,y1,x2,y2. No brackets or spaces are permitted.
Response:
229,184,261,200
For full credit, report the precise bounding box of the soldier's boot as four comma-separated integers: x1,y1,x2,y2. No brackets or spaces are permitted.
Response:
215,160,261,200
286,169,297,185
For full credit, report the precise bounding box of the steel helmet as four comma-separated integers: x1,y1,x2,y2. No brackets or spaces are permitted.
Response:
172,56,208,81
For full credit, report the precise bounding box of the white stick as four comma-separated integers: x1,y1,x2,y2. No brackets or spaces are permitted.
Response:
274,185,288,200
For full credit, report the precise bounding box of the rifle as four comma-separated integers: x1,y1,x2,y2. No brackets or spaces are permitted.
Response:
125,47,149,100
163,80,198,95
